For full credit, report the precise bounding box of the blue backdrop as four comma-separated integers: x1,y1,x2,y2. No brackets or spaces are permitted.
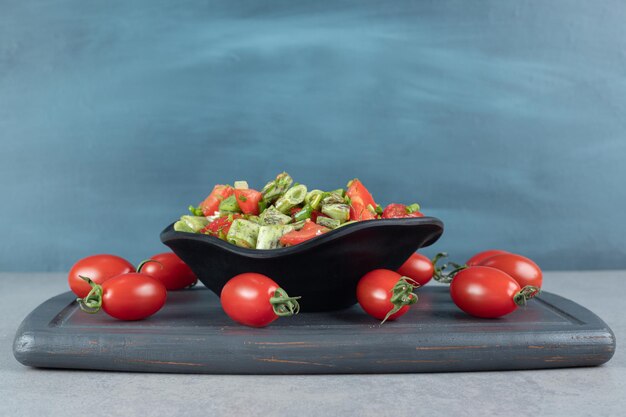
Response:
1,0,625,271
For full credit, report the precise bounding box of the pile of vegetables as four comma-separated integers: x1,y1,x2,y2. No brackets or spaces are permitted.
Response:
173,172,423,249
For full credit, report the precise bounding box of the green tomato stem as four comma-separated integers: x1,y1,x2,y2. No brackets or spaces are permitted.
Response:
432,252,467,283
269,288,301,317
76,276,103,314
381,276,419,325
513,286,541,306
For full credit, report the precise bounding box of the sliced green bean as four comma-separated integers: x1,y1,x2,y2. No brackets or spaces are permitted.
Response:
174,220,194,233
316,216,341,229
256,225,294,249
305,190,324,210
261,172,293,203
246,215,262,224
321,192,344,206
321,204,350,223
275,184,308,214
290,220,306,230
259,205,292,225
226,219,260,248
179,215,209,232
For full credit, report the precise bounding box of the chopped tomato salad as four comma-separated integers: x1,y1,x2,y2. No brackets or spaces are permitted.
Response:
174,172,425,249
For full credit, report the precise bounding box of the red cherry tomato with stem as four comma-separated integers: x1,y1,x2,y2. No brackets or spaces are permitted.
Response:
138,252,197,290
220,273,301,327
397,253,434,286
357,269,418,324
450,266,539,318
68,254,135,298
77,273,167,321
478,253,543,288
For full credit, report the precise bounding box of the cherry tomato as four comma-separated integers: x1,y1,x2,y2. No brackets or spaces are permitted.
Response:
478,253,543,288
357,269,417,323
199,184,234,216
220,273,300,327
397,253,433,286
279,220,330,246
234,188,263,215
139,252,197,290
101,273,167,320
466,249,509,266
68,254,135,298
346,179,377,221
450,266,538,318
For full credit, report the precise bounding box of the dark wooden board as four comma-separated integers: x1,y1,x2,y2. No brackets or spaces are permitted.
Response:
13,286,615,374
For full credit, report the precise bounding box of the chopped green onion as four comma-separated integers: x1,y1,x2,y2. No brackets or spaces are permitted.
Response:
188,205,204,216
375,204,384,215
294,204,313,222
406,203,421,213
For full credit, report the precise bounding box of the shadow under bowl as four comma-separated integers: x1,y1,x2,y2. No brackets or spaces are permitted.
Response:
160,216,444,312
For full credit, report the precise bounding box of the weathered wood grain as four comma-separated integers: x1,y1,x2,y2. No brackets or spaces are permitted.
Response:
13,286,615,374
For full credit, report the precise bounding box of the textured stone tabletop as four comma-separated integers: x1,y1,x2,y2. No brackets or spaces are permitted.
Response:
1,271,622,417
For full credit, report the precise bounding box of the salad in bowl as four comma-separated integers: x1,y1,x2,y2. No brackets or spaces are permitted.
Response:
173,172,425,250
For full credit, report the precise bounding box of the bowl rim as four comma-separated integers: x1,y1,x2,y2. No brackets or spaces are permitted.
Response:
160,216,444,259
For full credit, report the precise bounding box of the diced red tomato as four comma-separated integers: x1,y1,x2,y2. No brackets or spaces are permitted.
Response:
346,179,377,221
382,204,406,219
407,211,424,218
290,207,302,217
234,189,263,215
199,185,234,216
201,214,242,239
310,210,326,223
279,220,330,246
382,203,424,219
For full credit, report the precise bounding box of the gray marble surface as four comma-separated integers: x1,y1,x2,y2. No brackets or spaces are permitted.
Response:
1,271,623,417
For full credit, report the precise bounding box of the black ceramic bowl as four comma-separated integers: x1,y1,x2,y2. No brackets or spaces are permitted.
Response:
160,216,444,312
